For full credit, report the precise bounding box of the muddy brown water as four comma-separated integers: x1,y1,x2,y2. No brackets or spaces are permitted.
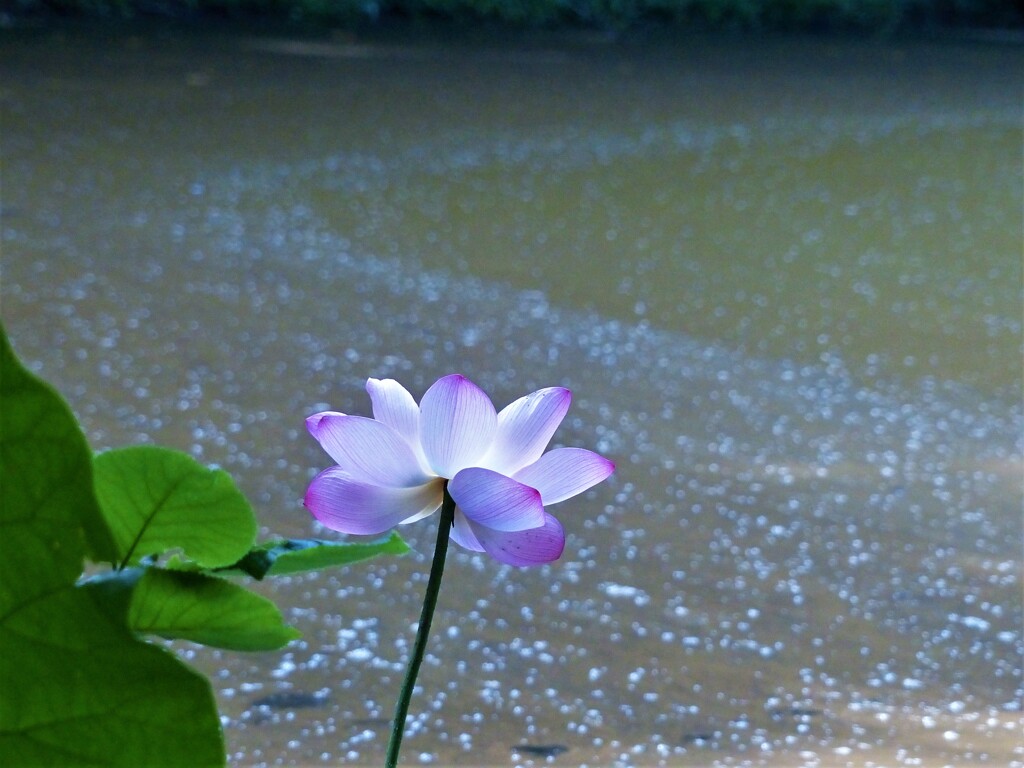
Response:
2,23,1021,767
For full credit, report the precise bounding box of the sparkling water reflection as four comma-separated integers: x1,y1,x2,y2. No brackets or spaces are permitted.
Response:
2,25,1021,766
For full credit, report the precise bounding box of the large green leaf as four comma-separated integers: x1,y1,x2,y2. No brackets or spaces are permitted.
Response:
94,446,257,569
0,330,116,579
0,326,225,767
128,568,301,651
0,585,225,767
224,533,410,580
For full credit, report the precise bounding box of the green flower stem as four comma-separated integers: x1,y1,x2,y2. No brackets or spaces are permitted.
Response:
384,483,455,768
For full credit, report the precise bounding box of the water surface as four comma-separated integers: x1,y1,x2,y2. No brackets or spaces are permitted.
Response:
2,24,1021,766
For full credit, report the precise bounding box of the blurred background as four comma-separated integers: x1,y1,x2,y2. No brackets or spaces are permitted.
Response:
2,3,1022,766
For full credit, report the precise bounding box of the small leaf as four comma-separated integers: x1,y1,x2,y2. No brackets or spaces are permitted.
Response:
129,568,301,651
225,532,410,580
94,446,257,569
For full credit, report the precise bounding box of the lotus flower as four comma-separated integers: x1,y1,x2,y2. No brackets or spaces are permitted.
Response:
305,374,614,566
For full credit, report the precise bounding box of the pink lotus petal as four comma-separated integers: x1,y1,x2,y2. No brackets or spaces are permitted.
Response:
468,512,565,566
482,387,571,475
366,378,420,446
308,413,431,487
513,448,615,505
366,377,431,473
305,468,443,535
419,374,497,477
450,509,485,551
306,410,344,436
398,506,437,525
449,467,545,532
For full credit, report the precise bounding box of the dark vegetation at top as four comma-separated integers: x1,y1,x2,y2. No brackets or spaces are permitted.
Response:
5,0,1023,33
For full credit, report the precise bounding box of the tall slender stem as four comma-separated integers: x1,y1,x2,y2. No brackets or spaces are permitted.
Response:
384,483,454,768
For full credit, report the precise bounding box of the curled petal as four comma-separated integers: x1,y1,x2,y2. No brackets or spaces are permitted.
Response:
449,467,545,532
366,378,421,446
419,374,497,477
305,468,443,535
399,506,437,525
482,387,572,475
468,512,565,566
307,413,431,487
450,509,485,551
513,448,615,505
306,410,344,435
